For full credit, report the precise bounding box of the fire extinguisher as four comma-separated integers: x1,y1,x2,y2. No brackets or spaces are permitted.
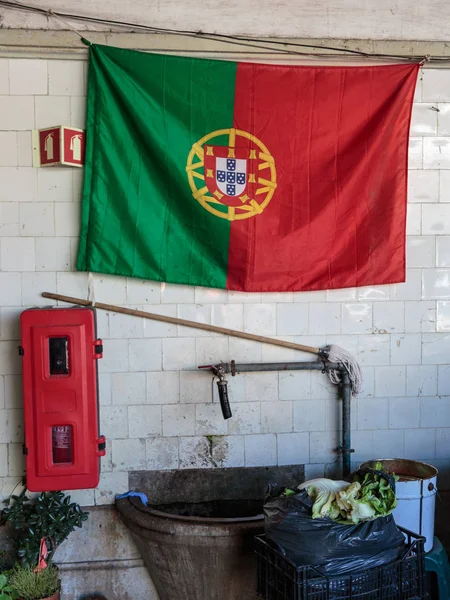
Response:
52,426,72,464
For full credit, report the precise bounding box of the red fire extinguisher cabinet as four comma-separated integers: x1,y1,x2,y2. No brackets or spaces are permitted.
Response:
20,307,106,492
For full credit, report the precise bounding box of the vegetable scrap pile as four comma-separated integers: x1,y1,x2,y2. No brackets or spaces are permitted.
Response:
284,463,398,525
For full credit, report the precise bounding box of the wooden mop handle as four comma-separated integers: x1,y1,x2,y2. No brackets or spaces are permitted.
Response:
42,292,321,356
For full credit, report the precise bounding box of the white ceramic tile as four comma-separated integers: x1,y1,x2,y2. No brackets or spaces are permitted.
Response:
309,430,339,464
7,443,24,478
406,203,421,235
48,60,86,96
262,291,294,303
261,401,292,433
406,365,437,396
279,371,311,400
142,305,177,338
111,438,146,471
437,103,450,135
0,273,21,307
304,463,325,480
22,272,56,306
54,203,80,237
35,96,71,129
358,335,390,366
98,339,129,373
408,138,423,169
243,372,278,403
146,437,179,470
0,202,19,237
310,370,335,400
424,137,450,169
211,303,244,330
326,287,356,301
436,428,450,459
99,406,128,440
422,333,450,364
422,204,450,235
358,367,375,398
341,303,372,334
405,301,436,333
243,303,276,336
0,97,34,130
228,403,261,435
109,311,144,339
177,304,211,337
228,337,262,362
72,169,84,202
277,303,309,336
437,301,450,331
0,59,8,94
309,302,340,335
350,430,374,464
70,95,87,129
390,334,422,365
438,365,450,395
373,430,405,458
56,272,88,299
0,307,21,342
0,445,9,477
111,372,146,406
178,436,216,469
374,366,406,397
161,282,195,304
436,237,450,267
277,432,310,466
423,269,450,299
128,405,161,438
261,336,296,362
4,375,22,410
293,290,327,302
420,397,450,427
373,302,404,333
440,171,450,202
179,371,212,404
405,428,436,459
244,434,277,467
95,472,128,506
1,237,34,271
125,278,160,304
0,167,37,202
407,170,439,203
406,236,435,267
389,397,420,429
129,339,162,372
195,403,229,435
35,237,71,271
390,269,421,301
410,104,438,136
147,371,179,404
414,74,423,102
195,337,229,365
357,286,390,302
17,131,32,167
228,290,262,303
423,70,450,102
19,202,54,237
0,379,4,411
98,373,112,406
293,399,327,432
0,133,17,167
194,287,228,303
9,59,47,95
212,436,245,468
357,397,388,430
162,404,195,436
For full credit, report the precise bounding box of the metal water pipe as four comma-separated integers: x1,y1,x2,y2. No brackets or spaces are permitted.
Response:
198,360,354,478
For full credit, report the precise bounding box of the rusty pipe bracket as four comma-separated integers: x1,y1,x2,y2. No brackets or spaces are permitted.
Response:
336,445,355,455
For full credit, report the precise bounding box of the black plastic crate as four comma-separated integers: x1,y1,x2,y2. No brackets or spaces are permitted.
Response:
256,527,425,600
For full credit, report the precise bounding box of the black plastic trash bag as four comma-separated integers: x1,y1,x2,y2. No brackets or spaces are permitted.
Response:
264,484,406,576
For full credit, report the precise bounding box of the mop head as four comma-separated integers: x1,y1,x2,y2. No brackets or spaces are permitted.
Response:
325,344,363,396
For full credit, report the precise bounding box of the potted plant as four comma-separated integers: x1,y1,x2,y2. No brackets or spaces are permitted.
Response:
8,564,59,600
1,490,88,568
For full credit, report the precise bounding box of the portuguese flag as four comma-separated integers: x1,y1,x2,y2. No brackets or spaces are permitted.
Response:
77,44,418,292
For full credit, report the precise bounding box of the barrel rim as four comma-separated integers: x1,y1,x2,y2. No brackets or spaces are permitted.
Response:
360,458,438,479
120,496,265,524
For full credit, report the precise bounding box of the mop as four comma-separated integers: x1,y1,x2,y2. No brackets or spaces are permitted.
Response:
41,292,363,395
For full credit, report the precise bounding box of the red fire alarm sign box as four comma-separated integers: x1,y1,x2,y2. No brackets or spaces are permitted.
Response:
20,307,105,492
32,126,86,167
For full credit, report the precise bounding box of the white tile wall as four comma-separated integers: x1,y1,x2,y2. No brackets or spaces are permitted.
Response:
1,60,450,504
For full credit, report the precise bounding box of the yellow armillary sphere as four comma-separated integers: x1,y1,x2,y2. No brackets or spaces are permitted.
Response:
186,128,277,221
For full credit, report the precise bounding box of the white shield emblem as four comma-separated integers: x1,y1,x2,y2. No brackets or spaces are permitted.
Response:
215,157,247,197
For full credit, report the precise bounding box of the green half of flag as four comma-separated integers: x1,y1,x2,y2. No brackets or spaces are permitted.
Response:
77,44,418,292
